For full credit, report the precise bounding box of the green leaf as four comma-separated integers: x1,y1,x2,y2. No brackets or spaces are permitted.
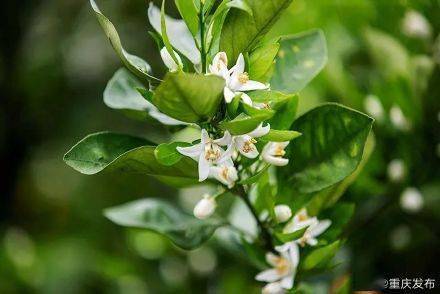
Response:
227,0,253,16
300,241,340,271
152,72,225,122
320,203,355,242
154,142,191,166
305,134,375,216
261,130,301,142
239,164,270,185
275,227,307,243
64,132,197,179
161,0,181,68
241,102,275,118
90,0,158,85
271,30,328,93
282,103,373,193
175,0,198,36
255,171,276,218
220,113,272,135
363,27,410,79
104,69,152,120
220,0,294,64
104,198,224,249
249,40,280,82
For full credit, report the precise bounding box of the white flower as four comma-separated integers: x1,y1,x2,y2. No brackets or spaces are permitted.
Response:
262,142,290,166
232,123,270,159
387,159,405,182
160,47,182,72
402,10,432,39
209,52,268,105
400,187,424,213
274,205,292,223
364,94,384,121
255,245,299,291
193,194,216,219
283,208,331,247
177,129,232,181
390,105,410,131
209,160,238,188
262,281,285,294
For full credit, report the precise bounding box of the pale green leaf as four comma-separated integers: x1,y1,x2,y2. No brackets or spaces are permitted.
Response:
220,113,273,135
175,0,198,36
249,40,280,82
260,130,301,142
90,0,159,84
271,29,327,93
104,198,224,249
300,241,340,271
239,164,270,185
155,142,191,166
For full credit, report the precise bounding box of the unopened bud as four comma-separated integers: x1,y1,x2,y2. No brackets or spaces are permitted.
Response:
274,204,292,223
193,195,216,220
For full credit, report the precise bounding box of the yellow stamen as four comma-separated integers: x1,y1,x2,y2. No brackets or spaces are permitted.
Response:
238,72,249,84
274,256,290,275
242,139,257,153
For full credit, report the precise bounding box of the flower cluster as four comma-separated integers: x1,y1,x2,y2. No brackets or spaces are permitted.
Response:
256,208,331,293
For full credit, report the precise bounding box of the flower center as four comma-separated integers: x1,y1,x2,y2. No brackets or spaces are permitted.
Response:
204,144,221,162
274,145,286,157
238,72,249,84
242,138,257,153
275,257,290,276
298,213,308,222
221,167,229,181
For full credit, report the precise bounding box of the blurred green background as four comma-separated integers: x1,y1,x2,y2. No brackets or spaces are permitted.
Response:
1,0,439,293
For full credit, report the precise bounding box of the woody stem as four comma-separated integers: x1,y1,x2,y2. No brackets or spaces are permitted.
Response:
234,185,276,253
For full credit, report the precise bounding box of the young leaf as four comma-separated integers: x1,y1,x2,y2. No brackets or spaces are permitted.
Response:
268,93,299,130
64,132,198,179
300,241,340,271
281,103,373,193
152,72,225,123
174,0,198,37
271,30,328,93
260,130,301,142
104,198,225,249
249,40,280,82
148,3,200,65
220,0,294,65
220,113,273,135
104,68,152,120
90,0,159,85
238,164,270,185
275,227,307,243
154,142,191,166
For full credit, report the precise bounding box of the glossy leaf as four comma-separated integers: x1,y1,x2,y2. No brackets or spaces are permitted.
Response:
161,0,181,67
220,113,273,135
260,130,301,142
283,104,373,193
64,132,198,179
220,0,294,64
320,203,355,242
175,0,198,36
152,72,225,123
104,198,224,249
90,0,158,85
104,69,152,120
300,241,340,271
271,30,328,93
155,142,191,166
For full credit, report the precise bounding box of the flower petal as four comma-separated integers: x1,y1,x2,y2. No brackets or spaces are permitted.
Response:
240,92,253,106
247,123,270,138
236,80,268,92
198,155,210,181
255,269,280,282
309,219,331,237
149,109,185,125
201,129,210,144
214,131,232,146
263,155,289,166
280,275,294,290
230,53,245,76
176,144,201,160
224,87,236,103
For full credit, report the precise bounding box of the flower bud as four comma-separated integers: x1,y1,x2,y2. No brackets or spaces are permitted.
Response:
193,195,216,220
274,204,292,223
